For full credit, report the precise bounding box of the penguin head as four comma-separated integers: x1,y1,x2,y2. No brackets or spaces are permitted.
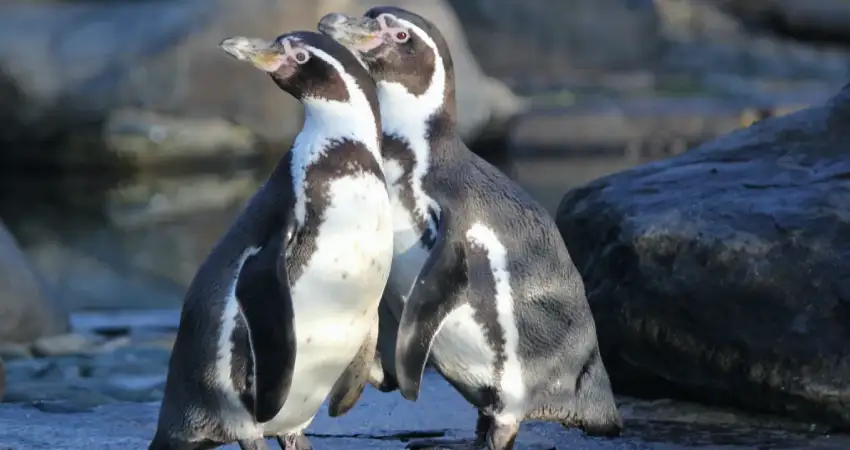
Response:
318,7,454,115
220,30,379,115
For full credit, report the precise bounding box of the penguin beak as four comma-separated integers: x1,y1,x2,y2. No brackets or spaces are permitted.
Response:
318,12,383,51
219,36,287,72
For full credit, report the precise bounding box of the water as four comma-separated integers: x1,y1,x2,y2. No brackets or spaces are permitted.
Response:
0,153,618,311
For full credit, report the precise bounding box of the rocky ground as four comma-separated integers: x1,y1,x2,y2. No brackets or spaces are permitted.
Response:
0,310,848,450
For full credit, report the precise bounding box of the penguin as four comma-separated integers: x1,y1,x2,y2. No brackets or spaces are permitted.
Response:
148,30,394,450
319,8,623,450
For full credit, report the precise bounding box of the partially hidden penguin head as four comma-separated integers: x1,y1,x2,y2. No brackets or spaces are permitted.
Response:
318,7,455,117
219,30,380,117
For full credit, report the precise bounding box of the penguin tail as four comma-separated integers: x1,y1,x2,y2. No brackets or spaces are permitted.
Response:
573,348,623,438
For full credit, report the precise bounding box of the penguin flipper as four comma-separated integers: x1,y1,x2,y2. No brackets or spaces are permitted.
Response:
395,205,464,402
327,313,379,417
235,220,298,423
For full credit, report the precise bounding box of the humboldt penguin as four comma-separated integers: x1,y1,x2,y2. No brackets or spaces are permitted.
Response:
319,8,623,449
149,30,394,450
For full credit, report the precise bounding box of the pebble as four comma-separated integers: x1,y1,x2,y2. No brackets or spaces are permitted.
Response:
1,333,173,409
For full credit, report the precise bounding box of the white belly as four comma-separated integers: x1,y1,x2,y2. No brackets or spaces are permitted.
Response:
430,304,496,389
262,174,394,435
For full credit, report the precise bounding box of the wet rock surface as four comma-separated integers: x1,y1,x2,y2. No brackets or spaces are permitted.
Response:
0,219,69,344
1,315,849,450
556,83,850,429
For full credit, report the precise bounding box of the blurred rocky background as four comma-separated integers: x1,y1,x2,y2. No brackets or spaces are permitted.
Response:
0,0,849,448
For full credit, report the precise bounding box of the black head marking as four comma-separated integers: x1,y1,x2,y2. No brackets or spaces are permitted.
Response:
220,31,380,122
319,7,456,116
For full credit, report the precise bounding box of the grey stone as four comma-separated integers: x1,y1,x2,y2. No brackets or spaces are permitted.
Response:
0,343,32,361
556,82,850,429
87,346,171,379
721,0,850,44
654,0,744,41
70,309,180,335
102,109,259,168
447,0,662,80
0,219,69,344
0,0,521,166
31,333,93,357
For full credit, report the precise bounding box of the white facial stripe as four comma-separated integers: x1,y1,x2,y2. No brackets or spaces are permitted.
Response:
288,42,383,227
374,15,446,240
393,16,446,113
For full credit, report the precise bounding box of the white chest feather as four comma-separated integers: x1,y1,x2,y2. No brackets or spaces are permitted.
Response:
264,172,393,434
290,47,384,228
376,25,447,256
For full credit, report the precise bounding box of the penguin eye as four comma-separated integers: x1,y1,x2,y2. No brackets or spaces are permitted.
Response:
393,31,409,43
293,50,309,64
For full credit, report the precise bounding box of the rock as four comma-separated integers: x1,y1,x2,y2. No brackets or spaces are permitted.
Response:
31,333,93,357
69,309,180,335
720,0,850,44
0,219,69,344
23,238,186,312
102,109,259,168
654,0,744,41
556,82,850,429
0,0,521,167
447,0,661,84
0,343,32,361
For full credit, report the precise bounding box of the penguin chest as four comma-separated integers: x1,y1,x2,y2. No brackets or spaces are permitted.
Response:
263,173,394,434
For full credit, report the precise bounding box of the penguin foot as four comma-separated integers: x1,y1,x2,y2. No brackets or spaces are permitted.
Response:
405,438,479,450
275,433,312,450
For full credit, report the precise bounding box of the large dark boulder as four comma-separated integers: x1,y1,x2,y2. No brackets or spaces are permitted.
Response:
556,83,850,429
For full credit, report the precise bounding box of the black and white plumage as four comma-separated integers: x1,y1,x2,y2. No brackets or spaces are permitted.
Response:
320,8,623,450
148,31,394,450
